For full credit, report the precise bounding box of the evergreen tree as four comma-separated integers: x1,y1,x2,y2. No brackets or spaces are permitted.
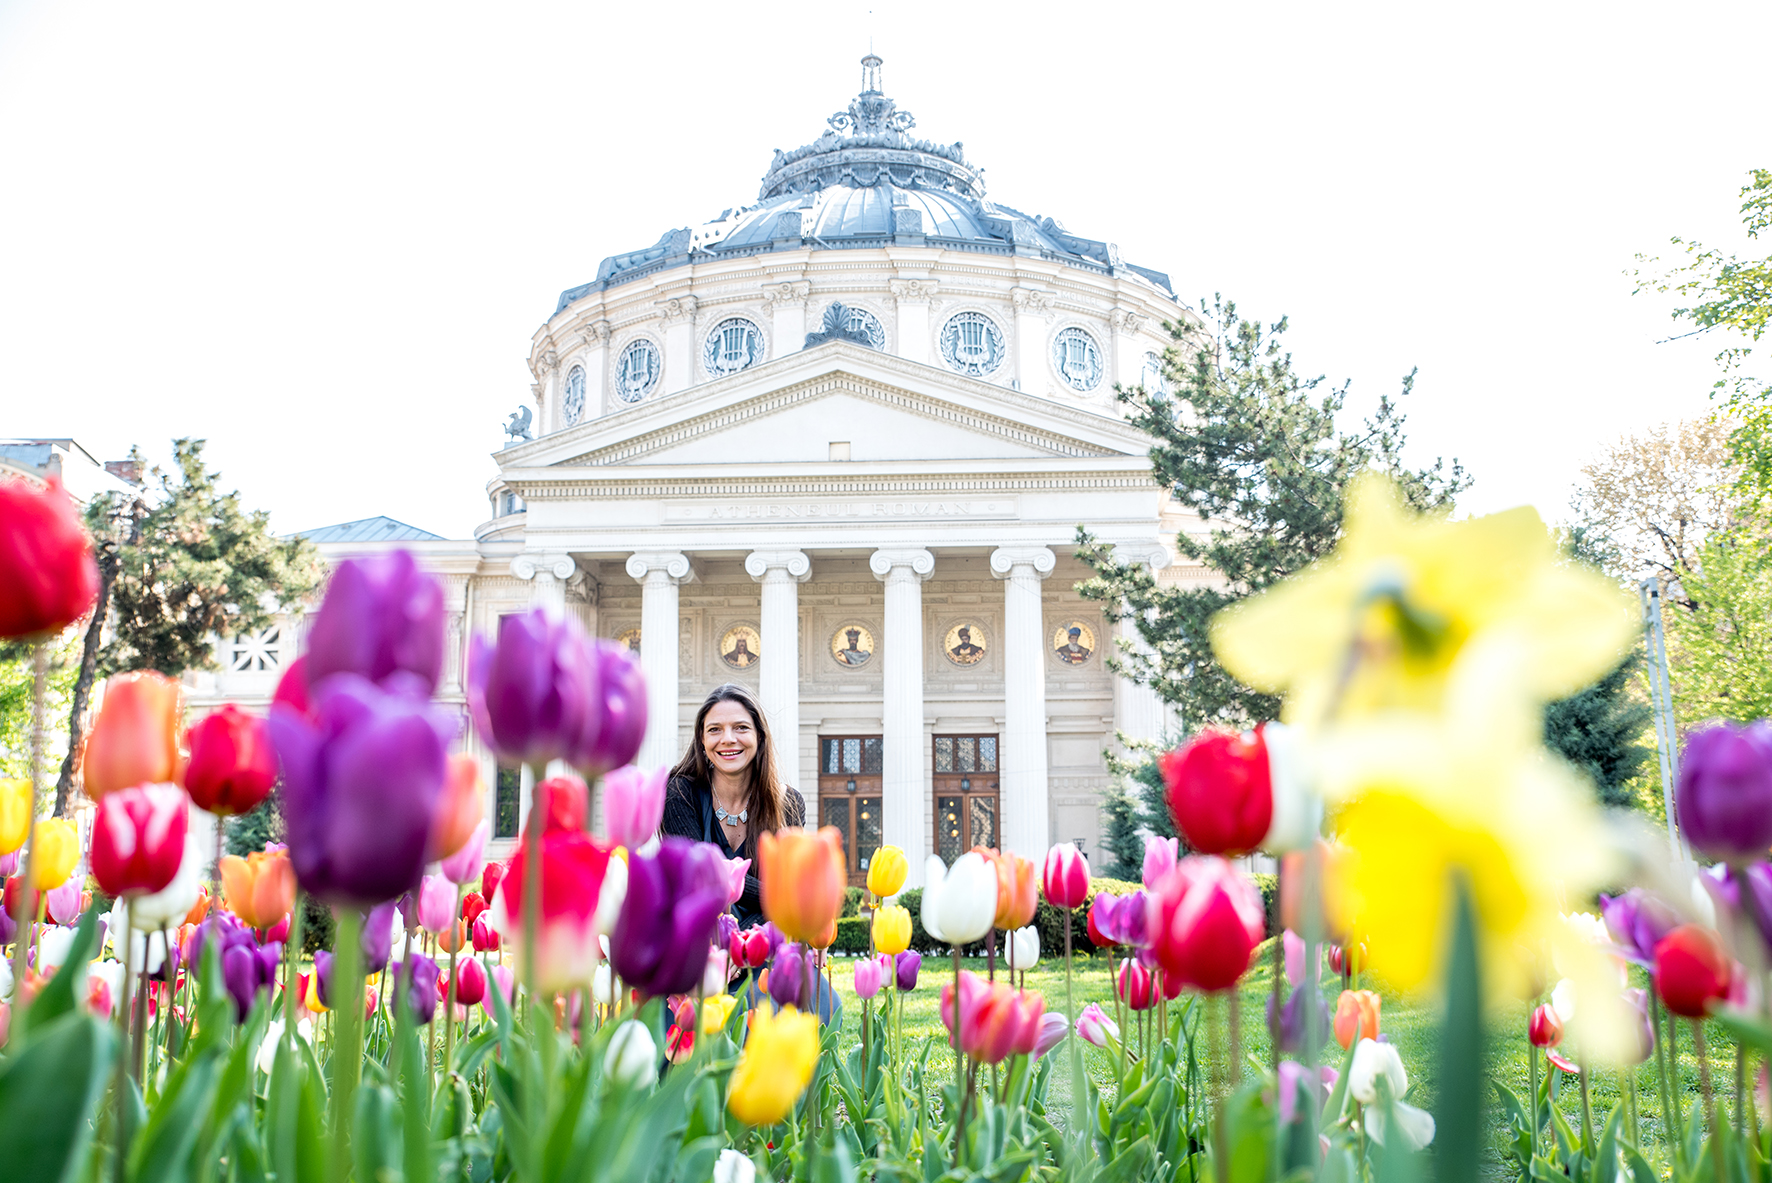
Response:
53,439,321,814
1543,656,1652,809
1098,781,1146,882
1075,297,1468,731
226,790,284,856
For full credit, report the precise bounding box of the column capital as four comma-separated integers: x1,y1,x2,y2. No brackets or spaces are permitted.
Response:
745,549,812,583
512,552,577,582
989,546,1056,580
625,551,695,584
1120,540,1171,575
869,548,935,582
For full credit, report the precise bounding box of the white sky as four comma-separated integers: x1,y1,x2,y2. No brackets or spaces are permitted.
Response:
2,1,1766,538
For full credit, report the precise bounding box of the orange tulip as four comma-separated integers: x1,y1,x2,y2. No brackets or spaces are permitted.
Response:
986,849,1037,931
184,887,213,926
82,671,184,798
1280,841,1354,943
427,752,485,860
437,919,470,955
1333,989,1382,1049
809,915,837,951
758,826,846,944
219,849,296,931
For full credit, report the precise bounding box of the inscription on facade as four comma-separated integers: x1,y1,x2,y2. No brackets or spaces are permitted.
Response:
664,500,1015,522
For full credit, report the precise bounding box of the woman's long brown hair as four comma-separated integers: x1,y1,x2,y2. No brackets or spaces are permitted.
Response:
669,683,790,838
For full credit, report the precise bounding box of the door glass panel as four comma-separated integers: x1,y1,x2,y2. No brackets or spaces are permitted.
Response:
958,738,976,773
969,796,996,852
935,736,954,772
495,765,521,839
823,797,851,857
823,739,841,775
843,738,861,775
862,737,883,774
978,737,997,772
856,797,882,873
937,796,964,862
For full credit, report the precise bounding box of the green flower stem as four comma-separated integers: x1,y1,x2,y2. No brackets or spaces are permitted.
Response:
1526,1031,1539,1162
111,898,135,1183
952,942,965,1163
1577,1054,1594,1155
8,643,46,1017
444,883,462,1080
521,764,542,1032
1064,907,1080,1157
329,906,363,1183
284,902,305,1044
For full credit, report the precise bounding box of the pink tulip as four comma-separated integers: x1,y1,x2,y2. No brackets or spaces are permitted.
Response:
417,874,456,935
702,947,731,996
723,857,751,906
855,955,886,1000
483,962,514,1013
1076,1002,1119,1047
1032,1010,1069,1059
602,764,667,851
1041,843,1090,910
45,880,84,925
1283,929,1316,988
454,956,488,1007
472,916,502,952
1117,958,1156,1011
440,820,489,887
1141,836,1178,891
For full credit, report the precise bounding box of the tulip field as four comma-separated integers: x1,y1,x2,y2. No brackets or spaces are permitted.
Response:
10,470,1772,1183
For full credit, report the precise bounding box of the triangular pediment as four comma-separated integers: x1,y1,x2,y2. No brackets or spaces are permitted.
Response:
498,341,1152,472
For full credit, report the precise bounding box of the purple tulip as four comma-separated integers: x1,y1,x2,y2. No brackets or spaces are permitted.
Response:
191,913,279,1020
467,609,600,768
895,949,921,992
0,849,17,877
392,953,441,1023
716,912,739,952
362,900,397,974
1621,987,1656,1065
1599,888,1681,966
270,673,454,905
1267,985,1331,1054
1033,1011,1069,1060
763,921,786,958
575,642,648,775
0,902,14,945
1099,889,1150,948
610,836,728,998
1677,722,1772,863
770,942,807,1008
303,551,445,695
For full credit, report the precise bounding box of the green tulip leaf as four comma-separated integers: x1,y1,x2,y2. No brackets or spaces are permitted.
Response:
0,1011,114,1183
13,909,100,1045
128,1047,219,1183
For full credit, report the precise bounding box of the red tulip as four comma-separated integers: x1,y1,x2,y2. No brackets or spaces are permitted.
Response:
1085,898,1115,948
271,656,314,719
1042,842,1091,910
453,956,488,1007
82,671,184,799
0,475,100,639
1655,924,1733,1018
1528,1003,1562,1048
498,829,621,993
471,915,501,952
528,775,588,838
1159,729,1273,856
183,704,278,817
90,783,189,897
728,924,771,969
460,891,488,926
1117,958,1156,1011
1149,856,1266,993
481,860,506,903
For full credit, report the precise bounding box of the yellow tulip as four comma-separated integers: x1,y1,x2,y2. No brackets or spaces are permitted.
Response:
0,779,30,855
867,845,908,899
28,818,78,891
304,972,328,1013
700,992,737,1036
1211,473,1635,726
727,1004,819,1126
872,904,911,956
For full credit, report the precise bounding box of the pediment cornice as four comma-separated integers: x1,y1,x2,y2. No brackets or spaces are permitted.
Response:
494,341,1152,470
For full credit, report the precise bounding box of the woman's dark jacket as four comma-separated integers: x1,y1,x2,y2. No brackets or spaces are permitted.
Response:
660,774,806,929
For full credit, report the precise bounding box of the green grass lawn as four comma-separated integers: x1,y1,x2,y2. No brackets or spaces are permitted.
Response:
818,940,1748,1175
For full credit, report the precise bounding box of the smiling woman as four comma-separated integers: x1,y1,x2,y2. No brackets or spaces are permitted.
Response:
660,683,805,928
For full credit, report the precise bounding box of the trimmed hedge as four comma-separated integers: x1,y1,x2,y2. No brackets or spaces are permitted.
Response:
827,869,1279,958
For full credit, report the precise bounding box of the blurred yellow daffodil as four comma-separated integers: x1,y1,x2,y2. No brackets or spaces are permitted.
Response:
727,1003,819,1125
1212,474,1635,726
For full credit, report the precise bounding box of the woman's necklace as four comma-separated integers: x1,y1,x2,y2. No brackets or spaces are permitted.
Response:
715,802,748,826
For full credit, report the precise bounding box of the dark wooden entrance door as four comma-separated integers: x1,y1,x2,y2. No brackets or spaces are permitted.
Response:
818,735,883,887
933,733,999,861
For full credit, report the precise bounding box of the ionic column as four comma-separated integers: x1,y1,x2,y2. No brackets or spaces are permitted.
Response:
746,550,812,819
625,551,695,769
991,546,1056,861
512,552,576,615
870,547,935,884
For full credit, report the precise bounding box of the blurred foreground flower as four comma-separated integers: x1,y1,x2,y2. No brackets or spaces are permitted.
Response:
610,836,724,998
498,829,625,994
82,671,184,798
759,827,846,944
92,783,189,898
603,764,667,852
0,474,99,638
1676,723,1772,864
303,550,444,693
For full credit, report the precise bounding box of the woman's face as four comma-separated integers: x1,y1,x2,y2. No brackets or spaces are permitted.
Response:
702,699,758,778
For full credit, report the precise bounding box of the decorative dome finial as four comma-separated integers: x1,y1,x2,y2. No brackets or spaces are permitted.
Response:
861,53,883,95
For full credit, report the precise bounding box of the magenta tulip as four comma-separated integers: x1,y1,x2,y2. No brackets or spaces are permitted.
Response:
303,550,445,695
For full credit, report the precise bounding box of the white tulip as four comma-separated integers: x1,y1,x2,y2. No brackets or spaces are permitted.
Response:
606,1019,658,1087
0,955,12,1002
37,925,77,974
129,831,203,930
1365,1098,1436,1149
1005,925,1041,972
594,855,628,936
86,958,125,1008
713,1147,758,1183
1260,721,1322,854
1551,978,1578,1024
921,853,996,947
256,1016,314,1074
1347,1038,1408,1106
593,963,616,1005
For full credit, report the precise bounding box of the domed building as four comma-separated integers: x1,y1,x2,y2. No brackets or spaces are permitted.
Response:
200,57,1205,884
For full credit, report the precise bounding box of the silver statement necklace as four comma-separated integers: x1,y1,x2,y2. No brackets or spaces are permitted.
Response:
715,804,748,826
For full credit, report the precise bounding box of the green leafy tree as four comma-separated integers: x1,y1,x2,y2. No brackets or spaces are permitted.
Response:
225,791,283,857
1667,528,1772,725
1097,781,1146,882
53,439,321,815
1635,169,1772,503
1075,297,1468,731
